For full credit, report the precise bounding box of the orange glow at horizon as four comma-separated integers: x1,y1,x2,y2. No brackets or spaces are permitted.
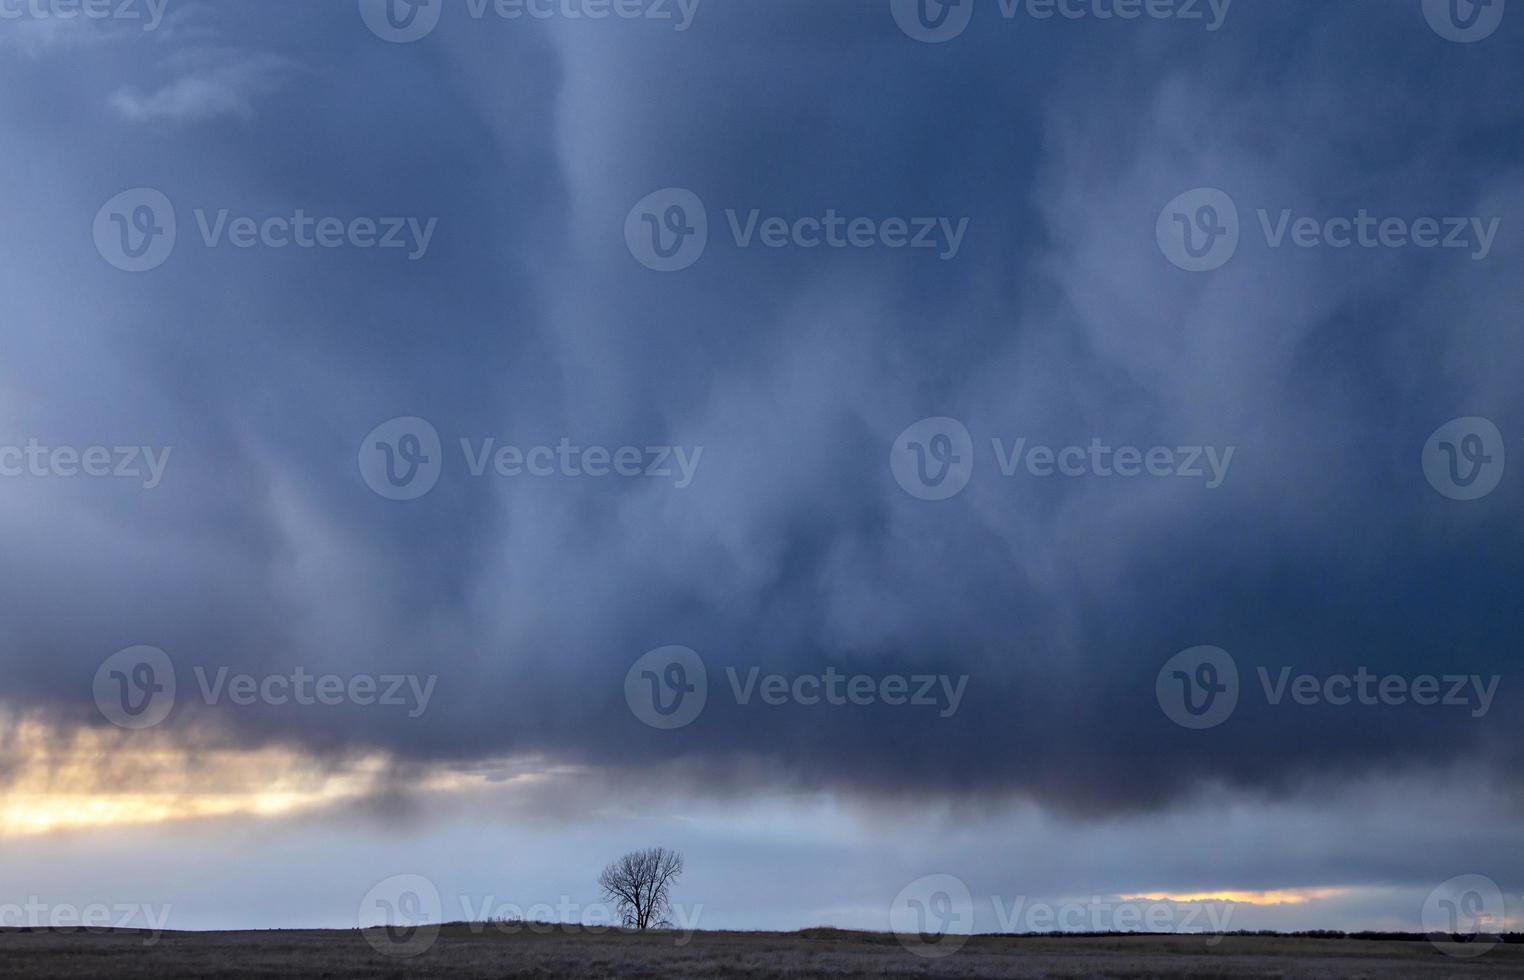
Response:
0,716,496,838
1122,888,1350,906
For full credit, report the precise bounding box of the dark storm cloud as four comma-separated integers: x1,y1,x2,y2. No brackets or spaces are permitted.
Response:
1,0,1522,815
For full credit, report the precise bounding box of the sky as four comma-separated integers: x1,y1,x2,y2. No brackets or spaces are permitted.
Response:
1,0,1522,949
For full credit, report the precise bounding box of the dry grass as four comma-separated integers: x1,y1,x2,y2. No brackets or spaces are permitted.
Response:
3,926,1524,978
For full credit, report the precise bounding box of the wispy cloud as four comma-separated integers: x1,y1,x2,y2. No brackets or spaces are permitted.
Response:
109,49,293,124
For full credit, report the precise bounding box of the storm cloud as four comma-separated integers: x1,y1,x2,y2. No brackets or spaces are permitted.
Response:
1,0,1521,839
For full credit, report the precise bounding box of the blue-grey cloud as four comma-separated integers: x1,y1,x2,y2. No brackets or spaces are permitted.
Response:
0,0,1521,844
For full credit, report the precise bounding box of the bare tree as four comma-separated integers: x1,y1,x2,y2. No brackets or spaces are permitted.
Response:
597,847,685,930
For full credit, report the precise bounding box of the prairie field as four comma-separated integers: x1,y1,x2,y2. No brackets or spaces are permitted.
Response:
4,926,1524,979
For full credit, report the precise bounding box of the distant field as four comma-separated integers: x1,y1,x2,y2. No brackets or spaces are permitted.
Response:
4,926,1524,978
